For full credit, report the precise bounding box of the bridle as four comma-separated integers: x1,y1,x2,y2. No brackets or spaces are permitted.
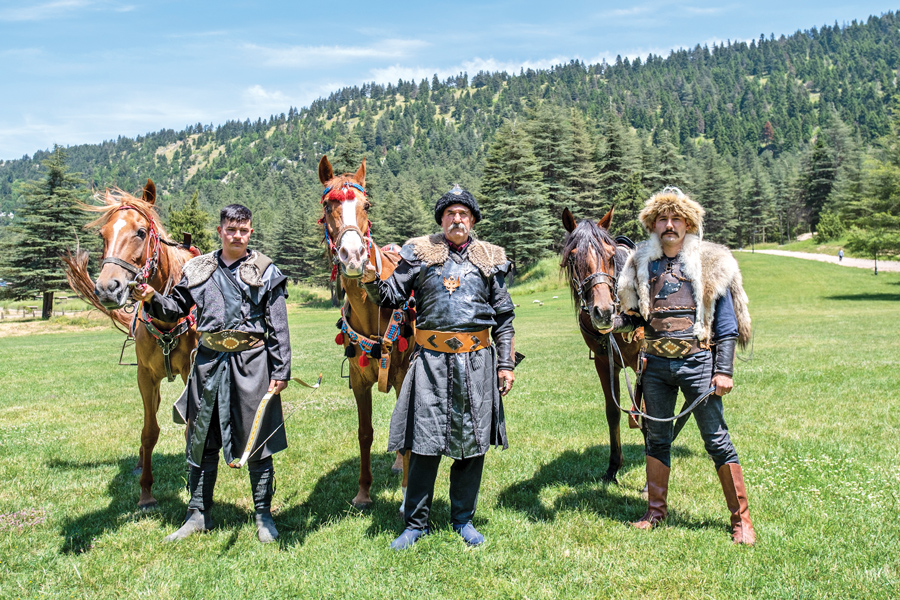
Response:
568,242,619,313
321,182,381,279
99,204,183,311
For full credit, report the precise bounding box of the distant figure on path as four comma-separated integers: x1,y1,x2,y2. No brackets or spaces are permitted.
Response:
132,204,291,543
612,187,756,545
838,249,844,262
361,185,516,550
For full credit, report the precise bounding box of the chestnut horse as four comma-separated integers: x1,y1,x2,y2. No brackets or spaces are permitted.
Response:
318,155,415,509
561,207,644,484
63,180,199,509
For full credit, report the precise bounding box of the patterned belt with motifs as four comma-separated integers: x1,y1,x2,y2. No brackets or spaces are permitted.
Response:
642,337,709,358
200,330,265,353
415,328,491,353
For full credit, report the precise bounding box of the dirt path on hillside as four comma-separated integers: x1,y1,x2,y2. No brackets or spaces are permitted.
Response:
744,249,900,272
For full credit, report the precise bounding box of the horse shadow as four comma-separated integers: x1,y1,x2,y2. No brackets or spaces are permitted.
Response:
497,443,696,524
826,292,900,301
274,452,411,549
49,452,189,554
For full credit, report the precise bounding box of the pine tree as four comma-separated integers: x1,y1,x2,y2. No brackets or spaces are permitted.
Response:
595,112,632,215
525,104,573,246
0,145,88,318
613,171,649,241
690,142,738,245
480,121,551,268
568,110,603,221
167,191,215,254
800,135,837,228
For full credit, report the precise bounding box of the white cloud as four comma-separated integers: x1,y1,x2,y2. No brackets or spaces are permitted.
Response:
243,39,429,68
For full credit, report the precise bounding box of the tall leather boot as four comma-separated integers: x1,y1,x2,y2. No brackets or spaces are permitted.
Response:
165,466,216,542
250,469,278,543
717,463,756,545
630,456,669,530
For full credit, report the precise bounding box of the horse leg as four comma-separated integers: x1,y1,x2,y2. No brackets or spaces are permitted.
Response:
352,385,375,509
391,451,404,474
136,367,162,509
595,357,624,484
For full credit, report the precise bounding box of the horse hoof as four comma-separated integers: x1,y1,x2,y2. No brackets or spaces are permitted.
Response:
132,466,143,476
352,500,372,511
138,500,158,511
600,473,619,485
391,466,403,474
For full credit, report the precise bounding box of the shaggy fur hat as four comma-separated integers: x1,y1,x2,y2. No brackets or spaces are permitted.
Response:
434,185,482,225
639,187,705,237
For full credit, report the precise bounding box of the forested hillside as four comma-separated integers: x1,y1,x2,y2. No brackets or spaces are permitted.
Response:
2,11,899,284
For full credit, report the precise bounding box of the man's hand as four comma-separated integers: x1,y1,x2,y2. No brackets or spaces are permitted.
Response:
268,380,288,395
711,373,733,397
130,283,157,302
360,262,378,283
498,369,514,396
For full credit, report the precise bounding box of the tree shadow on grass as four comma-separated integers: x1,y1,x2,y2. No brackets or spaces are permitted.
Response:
498,443,696,524
49,452,189,554
274,451,409,549
826,293,900,301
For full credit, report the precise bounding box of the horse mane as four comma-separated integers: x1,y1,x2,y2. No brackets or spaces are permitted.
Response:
560,218,618,305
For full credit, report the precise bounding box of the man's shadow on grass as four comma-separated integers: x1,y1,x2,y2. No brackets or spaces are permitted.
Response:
49,452,192,554
498,443,704,525
274,452,411,549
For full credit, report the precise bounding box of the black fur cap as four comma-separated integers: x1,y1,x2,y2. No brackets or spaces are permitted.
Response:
434,186,482,225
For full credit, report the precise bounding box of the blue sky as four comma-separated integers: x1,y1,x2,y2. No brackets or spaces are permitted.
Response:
0,0,895,160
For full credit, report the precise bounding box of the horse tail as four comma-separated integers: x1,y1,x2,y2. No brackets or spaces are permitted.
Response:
61,247,131,333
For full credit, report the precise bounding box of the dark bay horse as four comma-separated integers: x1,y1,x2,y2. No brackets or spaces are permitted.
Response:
63,180,199,509
318,155,414,510
561,207,644,484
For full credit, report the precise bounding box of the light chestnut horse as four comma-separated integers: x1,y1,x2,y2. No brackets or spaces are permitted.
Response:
561,207,645,484
318,155,414,509
63,180,199,509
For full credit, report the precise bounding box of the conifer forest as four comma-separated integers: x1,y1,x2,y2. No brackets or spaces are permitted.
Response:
1,12,899,287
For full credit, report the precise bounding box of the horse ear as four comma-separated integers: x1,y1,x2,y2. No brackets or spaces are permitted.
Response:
318,155,333,185
562,207,576,233
143,179,156,205
598,206,615,230
353,158,366,188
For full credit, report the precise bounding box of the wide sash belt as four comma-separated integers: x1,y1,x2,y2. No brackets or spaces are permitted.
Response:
415,328,491,353
642,337,709,358
200,330,265,353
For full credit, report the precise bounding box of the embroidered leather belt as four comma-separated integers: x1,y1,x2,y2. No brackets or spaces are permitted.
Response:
415,328,491,353
642,337,709,358
200,330,265,353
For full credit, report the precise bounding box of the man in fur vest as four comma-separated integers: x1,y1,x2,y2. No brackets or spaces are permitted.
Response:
613,187,755,545
132,204,291,544
361,185,516,550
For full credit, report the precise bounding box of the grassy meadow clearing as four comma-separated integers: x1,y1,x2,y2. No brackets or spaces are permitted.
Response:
0,253,898,599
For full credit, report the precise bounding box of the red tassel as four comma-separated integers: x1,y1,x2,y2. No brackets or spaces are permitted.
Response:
358,354,369,368
398,337,408,352
335,333,344,345
330,265,338,281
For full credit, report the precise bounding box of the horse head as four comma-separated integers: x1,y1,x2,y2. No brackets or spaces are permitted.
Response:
93,180,161,308
561,206,619,331
318,155,371,279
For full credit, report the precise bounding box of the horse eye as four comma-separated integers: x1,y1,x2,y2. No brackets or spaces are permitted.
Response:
364,203,371,213
136,229,147,239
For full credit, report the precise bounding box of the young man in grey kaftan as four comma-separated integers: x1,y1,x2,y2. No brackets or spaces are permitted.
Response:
134,204,291,543
362,186,516,549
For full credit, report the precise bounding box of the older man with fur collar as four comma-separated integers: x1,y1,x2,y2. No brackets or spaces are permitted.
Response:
362,185,516,550
614,187,755,545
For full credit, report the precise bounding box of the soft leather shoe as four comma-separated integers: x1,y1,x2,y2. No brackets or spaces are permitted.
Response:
390,527,429,550
452,523,484,546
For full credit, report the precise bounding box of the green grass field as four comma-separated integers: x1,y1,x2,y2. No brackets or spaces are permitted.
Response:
0,254,898,599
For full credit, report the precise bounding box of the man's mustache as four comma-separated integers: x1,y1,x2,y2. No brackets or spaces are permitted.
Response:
449,223,468,232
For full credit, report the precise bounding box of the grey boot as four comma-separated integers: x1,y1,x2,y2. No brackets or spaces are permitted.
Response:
250,469,278,543
165,467,216,542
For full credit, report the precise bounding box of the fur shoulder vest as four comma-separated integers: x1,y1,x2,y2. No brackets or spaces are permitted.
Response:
617,233,751,347
182,250,273,288
404,234,509,277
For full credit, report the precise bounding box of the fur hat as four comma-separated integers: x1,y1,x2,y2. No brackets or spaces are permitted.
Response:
639,187,705,237
434,184,482,225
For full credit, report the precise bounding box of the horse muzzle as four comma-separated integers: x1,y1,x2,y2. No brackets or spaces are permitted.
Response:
590,305,615,331
94,277,130,309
